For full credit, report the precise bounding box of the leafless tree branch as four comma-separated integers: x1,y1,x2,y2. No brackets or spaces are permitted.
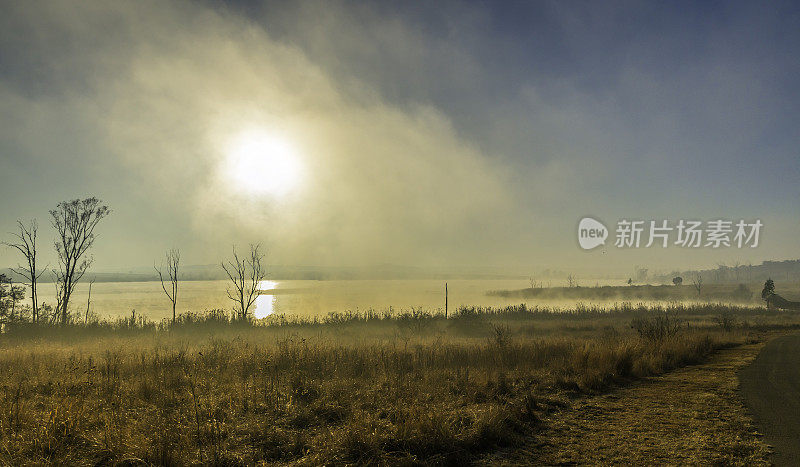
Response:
221,244,266,320
3,220,44,322
50,198,110,325
155,248,180,324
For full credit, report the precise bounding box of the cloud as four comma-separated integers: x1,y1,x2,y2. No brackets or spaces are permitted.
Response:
1,0,515,269
1,0,798,275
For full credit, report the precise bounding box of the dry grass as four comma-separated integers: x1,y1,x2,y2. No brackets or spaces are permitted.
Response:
485,340,772,465
0,304,795,465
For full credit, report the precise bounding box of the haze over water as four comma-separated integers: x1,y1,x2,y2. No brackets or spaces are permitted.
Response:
29,279,655,321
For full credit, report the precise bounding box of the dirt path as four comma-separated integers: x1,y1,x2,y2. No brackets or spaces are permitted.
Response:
482,341,772,465
739,333,800,466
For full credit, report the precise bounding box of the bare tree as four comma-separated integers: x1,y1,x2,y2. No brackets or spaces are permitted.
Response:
85,277,95,324
155,248,180,324
692,273,703,297
715,263,727,282
221,244,266,320
4,220,45,322
8,276,17,320
567,274,578,288
50,198,110,325
733,261,741,282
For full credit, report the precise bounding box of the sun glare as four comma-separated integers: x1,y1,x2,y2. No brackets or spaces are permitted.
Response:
254,280,278,319
225,129,302,197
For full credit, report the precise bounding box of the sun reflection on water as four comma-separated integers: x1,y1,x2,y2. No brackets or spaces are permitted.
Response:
254,280,278,319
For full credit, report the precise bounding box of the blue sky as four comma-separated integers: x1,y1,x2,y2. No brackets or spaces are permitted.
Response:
1,0,798,276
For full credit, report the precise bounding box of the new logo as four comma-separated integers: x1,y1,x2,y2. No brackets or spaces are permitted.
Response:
578,217,608,250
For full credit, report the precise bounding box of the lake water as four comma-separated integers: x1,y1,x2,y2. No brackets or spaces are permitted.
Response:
31,279,554,321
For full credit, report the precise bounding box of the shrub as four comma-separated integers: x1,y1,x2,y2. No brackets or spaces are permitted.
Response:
714,312,737,332
630,314,684,341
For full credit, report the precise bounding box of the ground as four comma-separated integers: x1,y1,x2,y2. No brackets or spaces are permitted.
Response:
0,306,792,464
739,333,800,466
482,339,773,465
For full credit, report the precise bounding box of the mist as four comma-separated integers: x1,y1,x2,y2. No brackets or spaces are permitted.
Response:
2,0,799,276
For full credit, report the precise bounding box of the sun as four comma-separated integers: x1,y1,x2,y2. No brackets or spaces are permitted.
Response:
224,129,303,197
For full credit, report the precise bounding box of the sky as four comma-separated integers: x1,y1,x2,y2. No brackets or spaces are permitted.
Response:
1,0,799,277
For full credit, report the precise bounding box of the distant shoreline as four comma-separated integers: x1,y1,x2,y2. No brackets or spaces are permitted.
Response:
488,283,768,304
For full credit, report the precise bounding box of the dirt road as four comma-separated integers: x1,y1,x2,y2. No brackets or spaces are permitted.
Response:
739,333,800,466
482,341,771,465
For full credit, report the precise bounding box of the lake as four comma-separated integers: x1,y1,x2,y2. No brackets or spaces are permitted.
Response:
32,279,549,321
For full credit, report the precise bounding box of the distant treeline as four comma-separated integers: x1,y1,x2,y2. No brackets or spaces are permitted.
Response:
652,258,800,284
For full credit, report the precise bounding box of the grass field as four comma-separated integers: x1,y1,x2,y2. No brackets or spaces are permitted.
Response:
0,303,797,465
